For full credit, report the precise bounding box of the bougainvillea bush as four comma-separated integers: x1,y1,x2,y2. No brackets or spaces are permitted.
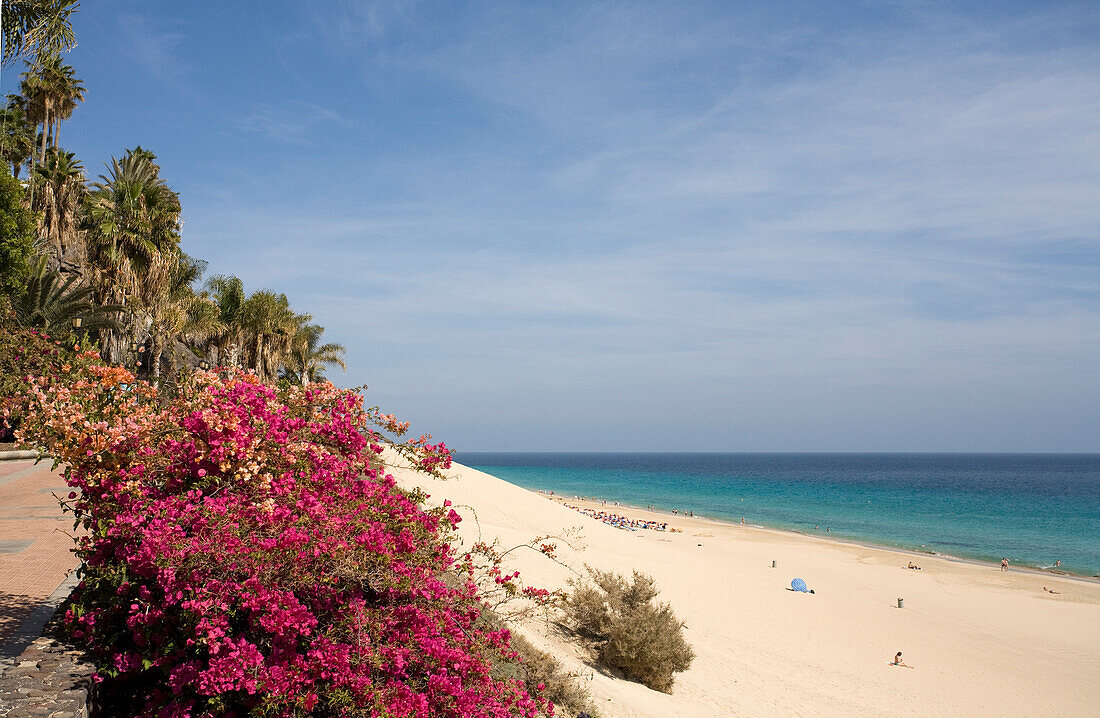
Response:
18,358,552,717
0,311,95,442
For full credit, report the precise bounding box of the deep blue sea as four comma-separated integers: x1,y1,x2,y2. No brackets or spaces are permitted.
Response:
459,453,1100,577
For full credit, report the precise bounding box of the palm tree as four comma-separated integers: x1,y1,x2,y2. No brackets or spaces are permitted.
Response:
202,274,246,367
19,53,84,163
46,67,81,149
180,293,222,362
281,323,347,386
145,253,220,380
14,254,119,335
32,147,84,267
82,148,182,362
239,290,303,383
0,100,35,178
2,0,79,67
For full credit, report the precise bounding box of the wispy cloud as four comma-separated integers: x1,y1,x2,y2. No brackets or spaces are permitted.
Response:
416,6,1100,244
116,12,188,79
233,101,347,143
307,0,423,51
176,1,1100,450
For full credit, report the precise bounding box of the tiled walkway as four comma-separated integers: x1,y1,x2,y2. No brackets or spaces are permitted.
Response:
0,459,78,647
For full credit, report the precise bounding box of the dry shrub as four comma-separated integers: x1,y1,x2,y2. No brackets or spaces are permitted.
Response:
567,569,694,693
509,633,598,718
480,603,597,718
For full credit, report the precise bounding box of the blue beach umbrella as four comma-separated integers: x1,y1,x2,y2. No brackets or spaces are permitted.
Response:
791,578,808,593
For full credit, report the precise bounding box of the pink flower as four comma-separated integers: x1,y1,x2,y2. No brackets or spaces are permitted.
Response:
14,363,545,717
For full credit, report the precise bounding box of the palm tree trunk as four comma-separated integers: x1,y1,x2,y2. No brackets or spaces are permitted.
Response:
108,297,130,366
39,108,49,163
103,326,120,365
28,145,36,204
151,337,164,381
254,334,264,380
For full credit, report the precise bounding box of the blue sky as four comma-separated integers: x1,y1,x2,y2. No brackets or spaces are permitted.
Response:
12,1,1099,451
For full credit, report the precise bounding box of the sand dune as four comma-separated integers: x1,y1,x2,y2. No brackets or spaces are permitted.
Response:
389,458,1100,718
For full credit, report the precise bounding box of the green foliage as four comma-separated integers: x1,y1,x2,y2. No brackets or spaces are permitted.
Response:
20,52,85,159
2,0,79,65
567,569,695,693
82,147,182,363
14,254,120,334
32,147,85,263
238,289,309,382
2,6,350,392
83,147,181,278
0,101,36,177
280,322,347,386
0,167,35,297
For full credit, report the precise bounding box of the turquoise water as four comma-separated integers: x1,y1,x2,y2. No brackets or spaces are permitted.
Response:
460,453,1100,577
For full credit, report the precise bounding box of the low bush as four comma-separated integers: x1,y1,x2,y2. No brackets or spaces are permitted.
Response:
567,569,694,693
501,632,596,718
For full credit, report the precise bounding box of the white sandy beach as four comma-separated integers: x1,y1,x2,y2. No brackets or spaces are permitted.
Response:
389,458,1100,718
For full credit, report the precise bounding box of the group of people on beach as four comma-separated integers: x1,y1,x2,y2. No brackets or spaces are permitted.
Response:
563,504,671,532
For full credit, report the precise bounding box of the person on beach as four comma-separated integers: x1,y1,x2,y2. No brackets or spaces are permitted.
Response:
564,504,669,532
892,652,913,668
1001,558,1009,571
907,562,922,570
1043,586,1060,594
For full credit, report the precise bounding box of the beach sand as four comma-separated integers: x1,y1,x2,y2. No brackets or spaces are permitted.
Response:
389,458,1100,718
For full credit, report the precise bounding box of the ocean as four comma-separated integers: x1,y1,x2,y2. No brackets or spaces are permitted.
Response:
458,453,1100,577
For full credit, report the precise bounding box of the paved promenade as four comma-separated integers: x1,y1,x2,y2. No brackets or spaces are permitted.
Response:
0,459,79,652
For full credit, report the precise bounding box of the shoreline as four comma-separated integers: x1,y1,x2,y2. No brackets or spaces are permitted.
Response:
393,458,1100,718
549,492,1100,583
